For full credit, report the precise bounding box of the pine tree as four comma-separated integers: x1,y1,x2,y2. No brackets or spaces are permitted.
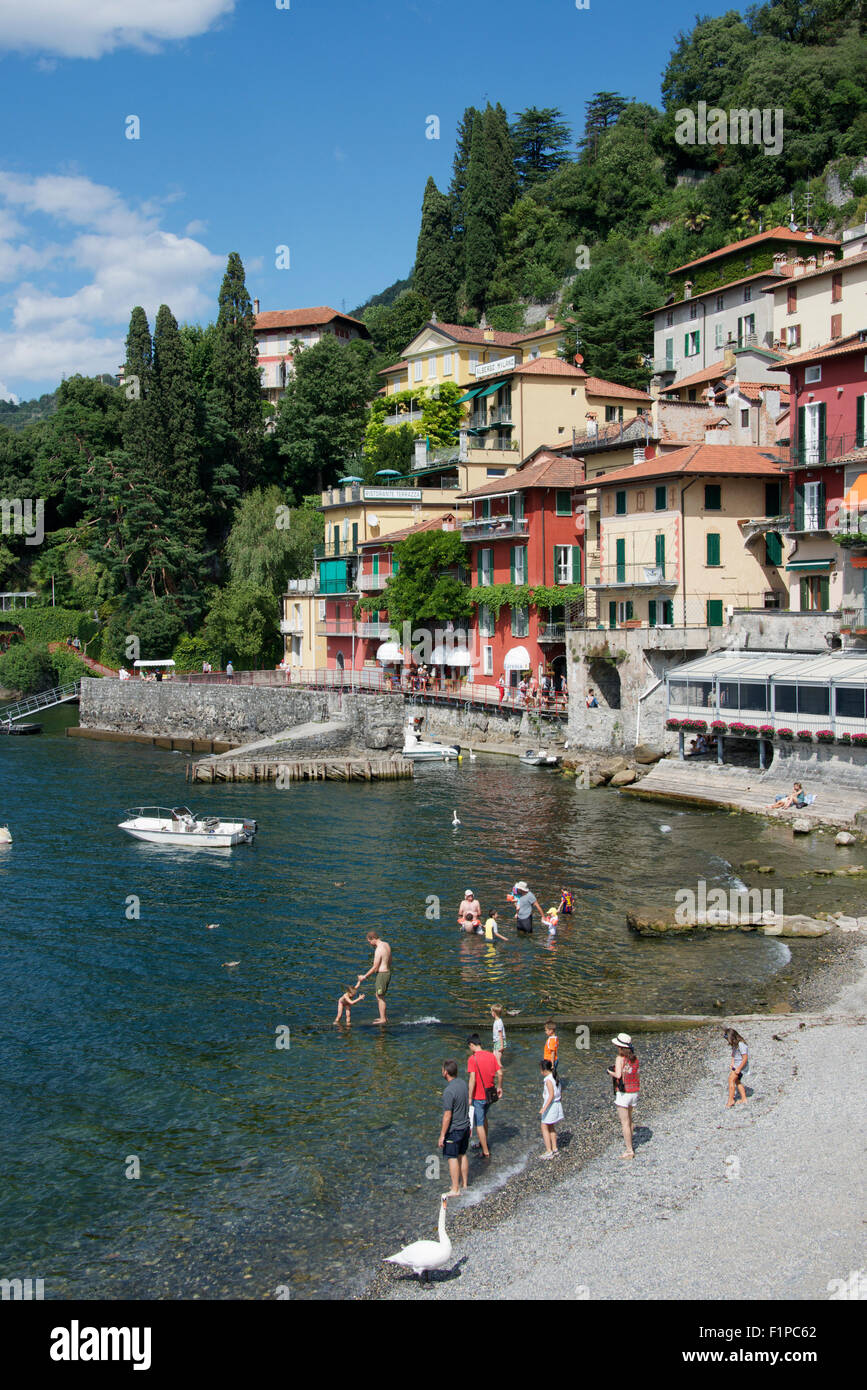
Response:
464,111,500,311
212,252,264,496
581,92,629,155
511,107,573,192
448,106,478,284
414,177,459,321
483,102,518,220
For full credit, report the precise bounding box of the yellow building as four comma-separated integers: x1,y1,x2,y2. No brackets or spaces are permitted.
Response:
577,443,789,629
377,316,566,397
280,578,327,671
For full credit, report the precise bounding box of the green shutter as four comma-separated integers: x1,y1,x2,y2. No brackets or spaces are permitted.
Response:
794,483,805,532
705,484,721,510
655,485,666,511
572,546,582,584
372,553,379,577
616,538,626,583
608,601,617,630
800,577,808,610
616,490,626,516
706,532,721,566
510,546,516,582
655,534,665,574
707,599,723,626
662,599,673,624
477,549,482,586
797,405,806,465
625,600,634,621
352,522,358,552
817,402,826,462
819,576,829,611
648,599,657,627
857,395,866,449
816,478,826,528
765,532,783,566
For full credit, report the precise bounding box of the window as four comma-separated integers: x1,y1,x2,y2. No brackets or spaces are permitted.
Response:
836,687,866,719
478,548,493,587
511,605,529,637
831,314,842,339
469,351,479,372
615,489,627,515
706,532,721,567
318,600,326,620
605,405,624,422
478,605,493,637
684,331,700,357
831,271,843,303
737,314,755,345
483,644,493,676
555,489,571,516
688,389,697,402
787,284,797,314
554,545,581,583
332,525,340,555
765,531,783,566
428,356,437,378
743,287,752,302
664,337,674,368
800,575,830,611
706,599,724,626
511,546,527,584
655,533,666,575
655,485,666,511
715,295,724,311
740,408,750,428
689,303,698,320
704,484,721,510
413,360,423,381
443,352,453,374
715,323,724,348
765,482,781,516
797,404,826,468
804,365,821,384
665,311,674,327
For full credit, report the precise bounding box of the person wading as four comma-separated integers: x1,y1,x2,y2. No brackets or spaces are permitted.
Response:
356,931,392,1025
439,1060,471,1194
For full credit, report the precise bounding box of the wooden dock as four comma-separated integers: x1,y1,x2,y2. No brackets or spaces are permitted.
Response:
622,760,867,832
187,756,413,783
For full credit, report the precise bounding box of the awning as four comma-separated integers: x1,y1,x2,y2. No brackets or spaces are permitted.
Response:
786,559,835,571
133,659,176,667
446,648,472,667
430,644,449,664
455,387,482,404
504,645,531,670
475,382,502,399
376,642,403,663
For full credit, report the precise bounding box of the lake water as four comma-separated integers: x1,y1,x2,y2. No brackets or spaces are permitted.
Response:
0,707,858,1298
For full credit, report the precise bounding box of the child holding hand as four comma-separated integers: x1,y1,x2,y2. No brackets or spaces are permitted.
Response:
334,983,365,1025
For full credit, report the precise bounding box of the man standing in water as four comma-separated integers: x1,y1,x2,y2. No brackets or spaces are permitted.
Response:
357,931,392,1024
512,880,542,934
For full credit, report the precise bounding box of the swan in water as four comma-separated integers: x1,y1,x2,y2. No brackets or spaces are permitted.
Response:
452,810,461,827
222,960,241,968
385,1194,452,1280
0,825,12,844
206,923,220,930
468,748,476,761
659,824,672,834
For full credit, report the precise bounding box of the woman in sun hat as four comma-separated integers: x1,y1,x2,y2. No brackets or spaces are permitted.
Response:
607,1032,640,1159
458,889,481,933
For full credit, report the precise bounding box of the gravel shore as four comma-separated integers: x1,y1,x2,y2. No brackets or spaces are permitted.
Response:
371,934,866,1301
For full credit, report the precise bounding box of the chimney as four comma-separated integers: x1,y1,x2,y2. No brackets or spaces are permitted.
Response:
484,327,495,342
684,281,693,300
414,437,427,469
805,255,817,274
805,229,813,240
822,249,836,267
772,252,788,275
545,315,556,330
792,256,806,277
253,298,260,316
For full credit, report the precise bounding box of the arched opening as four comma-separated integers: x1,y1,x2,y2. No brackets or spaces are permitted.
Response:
589,657,621,709
336,651,345,671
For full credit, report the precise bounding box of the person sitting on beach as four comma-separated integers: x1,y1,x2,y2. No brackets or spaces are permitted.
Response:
723,1028,749,1107
766,781,806,811
333,983,365,1025
483,911,507,942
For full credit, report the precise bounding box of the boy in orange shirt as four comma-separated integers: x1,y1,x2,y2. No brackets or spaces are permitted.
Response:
543,1020,559,1080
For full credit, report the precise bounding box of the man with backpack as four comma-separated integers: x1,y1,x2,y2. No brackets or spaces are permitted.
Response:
466,1033,503,1159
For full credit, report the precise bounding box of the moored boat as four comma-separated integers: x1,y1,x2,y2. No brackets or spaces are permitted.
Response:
118,806,258,847
402,719,460,762
0,721,42,735
519,750,561,767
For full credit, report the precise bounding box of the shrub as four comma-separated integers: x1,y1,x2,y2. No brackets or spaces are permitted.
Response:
172,633,223,673
15,606,92,646
0,641,53,695
50,648,97,686
777,728,794,740
796,730,813,741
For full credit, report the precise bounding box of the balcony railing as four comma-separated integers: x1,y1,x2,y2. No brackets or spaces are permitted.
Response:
466,436,518,453
537,623,566,642
786,430,865,469
653,359,676,374
357,569,394,591
315,541,359,559
592,562,677,588
356,620,394,638
280,618,304,635
461,517,529,541
383,409,423,428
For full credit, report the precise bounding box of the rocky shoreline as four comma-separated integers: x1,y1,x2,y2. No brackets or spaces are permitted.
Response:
363,932,866,1301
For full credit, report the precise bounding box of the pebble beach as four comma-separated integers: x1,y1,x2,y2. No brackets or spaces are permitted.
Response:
371,934,867,1301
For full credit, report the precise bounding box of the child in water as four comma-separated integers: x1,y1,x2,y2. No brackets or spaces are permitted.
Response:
333,983,365,1025
542,908,559,939
558,888,574,916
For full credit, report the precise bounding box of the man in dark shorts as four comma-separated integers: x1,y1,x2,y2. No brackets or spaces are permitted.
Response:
513,880,542,934
439,1060,470,1194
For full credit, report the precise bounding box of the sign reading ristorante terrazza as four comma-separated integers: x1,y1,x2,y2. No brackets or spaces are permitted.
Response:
473,355,516,379
362,487,423,501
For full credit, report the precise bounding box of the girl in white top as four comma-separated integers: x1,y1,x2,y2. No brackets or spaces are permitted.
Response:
723,1028,749,1107
490,1004,506,1058
539,1059,563,1158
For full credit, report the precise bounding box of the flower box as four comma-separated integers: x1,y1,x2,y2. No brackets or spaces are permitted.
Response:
837,732,851,744
796,730,813,742
816,730,834,743
710,720,727,733
759,725,775,737
777,728,794,740
681,718,707,731
666,718,682,730
729,722,758,736
852,733,867,746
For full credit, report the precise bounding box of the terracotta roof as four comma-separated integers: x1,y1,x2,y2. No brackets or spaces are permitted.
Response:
575,443,785,491
419,321,527,347
768,330,867,370
508,357,587,378
358,514,458,549
705,416,729,427
662,360,733,391
377,360,410,376
584,376,652,401
670,227,840,276
513,322,566,342
649,270,786,315
254,306,369,334
762,249,863,291
458,451,585,499
735,381,790,404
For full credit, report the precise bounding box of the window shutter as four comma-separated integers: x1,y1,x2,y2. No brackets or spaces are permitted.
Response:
819,576,829,610
477,550,482,586
800,577,808,610
609,601,617,629
616,538,626,582
765,532,783,566
818,401,826,461
706,533,721,567
663,599,673,624
625,600,634,621
797,405,806,465
572,546,582,584
510,546,516,583
794,483,805,532
817,478,826,528
706,599,723,626
655,534,665,573
648,600,657,627
352,523,358,552
857,394,866,449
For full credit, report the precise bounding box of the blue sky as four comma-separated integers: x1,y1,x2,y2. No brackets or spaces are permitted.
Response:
0,0,746,400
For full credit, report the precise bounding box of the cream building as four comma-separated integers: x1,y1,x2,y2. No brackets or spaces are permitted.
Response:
377,317,566,398
763,223,867,353
281,577,326,670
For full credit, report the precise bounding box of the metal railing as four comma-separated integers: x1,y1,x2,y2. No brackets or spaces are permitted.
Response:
591,562,675,587
383,410,423,427
461,517,529,541
357,570,393,591
0,680,81,723
787,430,865,469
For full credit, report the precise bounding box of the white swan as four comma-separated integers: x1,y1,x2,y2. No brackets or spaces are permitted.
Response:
452,811,461,827
468,748,476,761
0,825,12,844
385,1194,452,1280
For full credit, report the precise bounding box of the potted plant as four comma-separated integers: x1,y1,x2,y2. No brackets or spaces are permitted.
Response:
759,724,775,738
777,728,794,740
729,721,758,737
816,730,834,743
666,718,682,730
852,732,867,746
837,732,851,745
683,718,707,731
710,720,727,733
796,730,813,742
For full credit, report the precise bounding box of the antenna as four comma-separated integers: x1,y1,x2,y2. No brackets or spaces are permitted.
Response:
803,189,813,230
788,193,797,233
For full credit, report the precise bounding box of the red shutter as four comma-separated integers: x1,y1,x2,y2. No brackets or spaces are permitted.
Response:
831,314,842,339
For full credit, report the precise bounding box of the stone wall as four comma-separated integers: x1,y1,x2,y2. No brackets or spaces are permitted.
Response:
405,700,562,748
772,740,867,791
79,679,404,751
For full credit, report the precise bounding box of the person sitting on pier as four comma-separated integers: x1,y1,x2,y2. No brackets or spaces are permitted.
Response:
766,781,807,811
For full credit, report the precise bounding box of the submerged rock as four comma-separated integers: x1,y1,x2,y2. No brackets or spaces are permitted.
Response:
835,831,856,846
610,768,638,787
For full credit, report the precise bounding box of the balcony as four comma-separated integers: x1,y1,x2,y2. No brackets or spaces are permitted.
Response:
315,621,356,637
537,623,566,643
383,409,423,428
653,359,676,374
784,430,866,470
461,516,530,542
356,620,394,638
315,541,359,559
280,618,304,635
357,569,394,591
592,563,677,590
285,577,316,595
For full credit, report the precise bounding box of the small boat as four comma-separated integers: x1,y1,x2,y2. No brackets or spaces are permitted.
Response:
0,721,42,735
519,750,561,767
118,806,258,847
0,825,12,844
402,720,460,762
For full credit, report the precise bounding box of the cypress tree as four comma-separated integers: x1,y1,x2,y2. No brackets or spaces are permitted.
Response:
448,106,478,282
483,103,518,220
212,252,264,496
414,177,459,322
121,306,152,469
150,305,209,592
464,111,500,311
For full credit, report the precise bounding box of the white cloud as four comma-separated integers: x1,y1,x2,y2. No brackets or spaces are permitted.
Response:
0,170,225,389
0,0,236,60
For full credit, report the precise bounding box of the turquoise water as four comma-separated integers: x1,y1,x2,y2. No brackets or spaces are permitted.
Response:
0,709,833,1298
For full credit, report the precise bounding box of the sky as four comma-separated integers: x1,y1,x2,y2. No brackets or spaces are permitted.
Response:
0,0,747,401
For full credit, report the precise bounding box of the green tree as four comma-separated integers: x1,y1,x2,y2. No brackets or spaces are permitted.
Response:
121,306,153,472
448,105,479,283
510,107,572,192
581,92,630,155
464,111,500,310
275,334,373,494
362,290,433,364
225,486,323,593
0,641,53,695
569,241,661,388
483,102,518,219
375,529,472,631
202,581,280,668
413,177,459,321
212,252,264,495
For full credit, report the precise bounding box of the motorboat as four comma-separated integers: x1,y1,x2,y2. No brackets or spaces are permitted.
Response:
402,719,460,762
519,750,561,767
118,806,258,847
0,721,42,735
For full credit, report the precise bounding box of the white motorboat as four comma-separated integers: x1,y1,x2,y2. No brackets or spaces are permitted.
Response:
519,750,561,767
402,719,460,762
118,806,258,847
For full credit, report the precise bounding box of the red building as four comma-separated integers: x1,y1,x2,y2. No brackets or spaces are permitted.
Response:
771,330,867,616
459,452,585,691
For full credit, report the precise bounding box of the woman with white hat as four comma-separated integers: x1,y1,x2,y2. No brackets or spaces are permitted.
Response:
607,1032,640,1159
